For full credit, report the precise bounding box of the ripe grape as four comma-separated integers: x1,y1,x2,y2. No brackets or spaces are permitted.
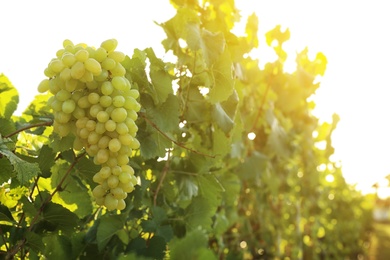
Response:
37,38,141,211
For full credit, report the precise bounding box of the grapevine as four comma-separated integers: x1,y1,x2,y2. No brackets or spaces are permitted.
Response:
37,39,140,210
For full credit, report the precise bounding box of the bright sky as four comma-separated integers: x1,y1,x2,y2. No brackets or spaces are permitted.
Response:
1,1,389,195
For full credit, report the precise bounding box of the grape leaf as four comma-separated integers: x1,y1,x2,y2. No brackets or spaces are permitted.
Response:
211,90,238,134
97,214,124,251
0,137,40,185
144,94,180,132
146,48,173,104
0,157,14,184
186,23,225,66
209,48,234,104
0,118,16,137
25,231,45,253
169,229,215,260
42,235,72,260
37,145,56,178
0,74,19,119
184,196,216,230
42,202,79,236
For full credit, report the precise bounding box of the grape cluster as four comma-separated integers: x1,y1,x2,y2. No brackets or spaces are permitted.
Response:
38,39,141,211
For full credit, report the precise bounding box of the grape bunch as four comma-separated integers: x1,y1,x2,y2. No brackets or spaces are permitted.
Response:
38,39,141,211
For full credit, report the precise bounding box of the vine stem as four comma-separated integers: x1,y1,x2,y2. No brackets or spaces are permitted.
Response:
153,150,171,206
140,113,215,158
6,152,85,259
4,121,53,139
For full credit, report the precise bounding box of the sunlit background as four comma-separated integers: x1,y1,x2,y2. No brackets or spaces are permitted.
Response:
1,0,389,196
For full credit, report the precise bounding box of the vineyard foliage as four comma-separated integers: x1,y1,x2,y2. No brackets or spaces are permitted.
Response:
0,0,372,259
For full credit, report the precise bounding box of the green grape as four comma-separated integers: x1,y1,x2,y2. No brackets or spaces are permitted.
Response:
64,77,77,92
113,96,125,107
101,81,114,95
99,95,112,107
127,109,138,121
116,122,129,135
118,171,132,184
117,199,126,210
97,110,109,123
101,39,118,53
61,52,76,67
87,144,99,156
72,107,86,119
124,96,141,111
73,136,84,151
86,80,98,90
129,138,140,149
102,58,116,70
88,92,100,105
99,166,111,179
118,133,133,146
55,111,72,124
37,79,50,93
77,96,91,108
95,122,106,134
117,153,129,165
95,69,109,82
55,89,71,102
108,138,121,152
63,39,74,48
104,194,119,211
121,164,135,175
90,104,103,118
78,127,90,139
95,149,109,164
50,99,63,112
88,131,101,145
108,51,125,63
75,49,89,62
70,61,85,79
111,76,127,91
98,135,111,149
106,157,118,168
85,119,97,131
111,165,122,176
111,187,127,200
54,122,71,137
119,181,134,193
80,70,94,82
94,47,107,62
110,62,126,76
111,107,127,123
62,99,76,114
93,172,104,184
95,197,105,206
49,59,65,73
107,175,119,188
105,120,116,132
129,89,140,99
84,58,102,75
60,68,72,81
92,185,107,198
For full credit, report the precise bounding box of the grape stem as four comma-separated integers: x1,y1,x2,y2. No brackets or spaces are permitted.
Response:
140,113,215,158
4,121,53,138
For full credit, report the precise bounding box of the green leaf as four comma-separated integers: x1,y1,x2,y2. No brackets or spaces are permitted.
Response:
0,74,19,119
209,48,234,104
37,145,56,178
211,90,238,134
50,133,75,153
0,118,16,137
169,229,215,260
43,235,72,260
146,48,173,104
245,13,259,48
97,214,124,251
0,157,14,184
186,23,225,66
74,156,100,187
25,231,45,253
139,128,172,160
42,202,79,236
197,174,224,208
0,204,15,224
185,196,216,230
144,94,180,133
0,137,40,185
